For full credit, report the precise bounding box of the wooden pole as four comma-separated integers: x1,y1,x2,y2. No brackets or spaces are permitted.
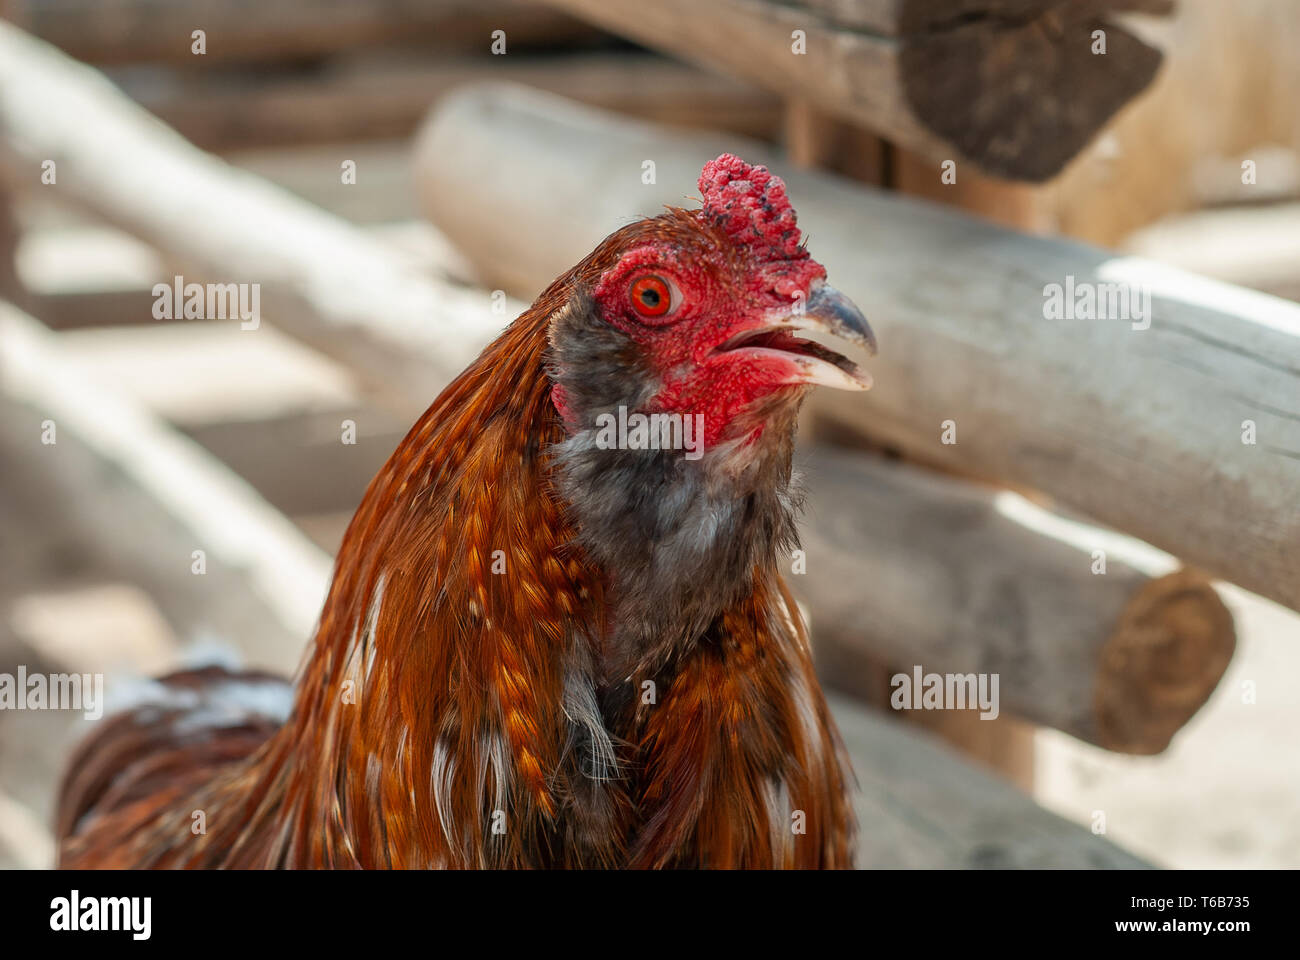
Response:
799,449,1235,755
538,0,1167,181
0,302,328,674
829,693,1147,867
3,0,599,65
119,53,782,152
0,22,509,421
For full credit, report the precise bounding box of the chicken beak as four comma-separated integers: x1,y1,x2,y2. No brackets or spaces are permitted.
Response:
712,283,876,392
800,284,877,358
770,283,876,391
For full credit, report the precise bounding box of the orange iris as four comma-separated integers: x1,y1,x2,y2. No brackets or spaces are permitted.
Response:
630,275,672,318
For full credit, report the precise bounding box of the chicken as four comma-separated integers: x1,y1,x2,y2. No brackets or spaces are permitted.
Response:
57,154,875,869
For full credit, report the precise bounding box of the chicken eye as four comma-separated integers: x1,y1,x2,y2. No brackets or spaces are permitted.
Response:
629,275,676,320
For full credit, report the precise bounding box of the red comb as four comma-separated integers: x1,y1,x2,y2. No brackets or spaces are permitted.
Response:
698,154,805,261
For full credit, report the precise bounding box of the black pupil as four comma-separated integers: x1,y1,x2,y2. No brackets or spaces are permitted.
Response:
639,286,661,308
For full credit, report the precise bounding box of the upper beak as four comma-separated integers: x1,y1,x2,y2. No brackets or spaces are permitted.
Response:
801,284,877,358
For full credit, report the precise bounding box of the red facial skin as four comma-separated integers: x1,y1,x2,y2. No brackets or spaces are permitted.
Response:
552,155,839,451
589,240,827,450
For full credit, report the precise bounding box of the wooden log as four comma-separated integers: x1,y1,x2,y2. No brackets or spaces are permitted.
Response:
793,0,1176,34
799,449,1235,754
182,409,408,519
892,144,1055,233
538,0,1167,181
11,217,469,329
868,3,1300,249
783,99,887,184
413,84,1300,616
115,53,782,152
0,22,509,421
0,302,328,675
1048,0,1300,247
828,693,1147,867
3,0,600,65
22,289,157,331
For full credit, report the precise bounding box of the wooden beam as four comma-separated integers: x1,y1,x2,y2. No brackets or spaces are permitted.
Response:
412,84,1300,615
892,144,1055,233
0,22,509,421
3,0,600,65
793,0,1175,34
783,99,887,184
182,409,408,518
539,0,1167,181
115,53,782,152
829,693,1147,867
22,289,157,330
799,449,1234,755
0,302,328,675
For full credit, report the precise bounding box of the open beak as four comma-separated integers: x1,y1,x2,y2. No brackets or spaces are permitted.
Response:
800,284,877,358
714,283,876,391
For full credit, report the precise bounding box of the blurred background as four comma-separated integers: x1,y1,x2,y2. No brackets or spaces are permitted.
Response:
0,0,1297,869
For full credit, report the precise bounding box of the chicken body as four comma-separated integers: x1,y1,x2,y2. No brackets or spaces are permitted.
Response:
58,156,872,868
